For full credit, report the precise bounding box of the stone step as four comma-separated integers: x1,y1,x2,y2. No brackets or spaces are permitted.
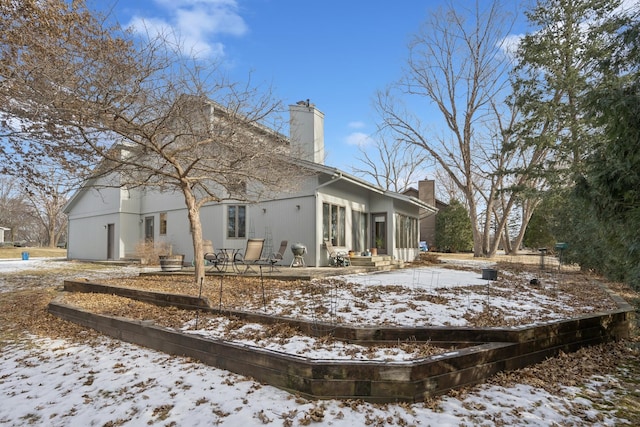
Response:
349,255,394,268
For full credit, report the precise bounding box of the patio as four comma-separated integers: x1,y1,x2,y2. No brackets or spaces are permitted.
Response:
157,254,400,280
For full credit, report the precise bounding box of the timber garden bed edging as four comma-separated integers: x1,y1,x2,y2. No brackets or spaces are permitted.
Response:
48,279,635,403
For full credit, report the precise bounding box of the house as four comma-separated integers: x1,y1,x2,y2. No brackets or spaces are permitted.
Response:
403,180,448,251
63,101,437,266
0,227,9,244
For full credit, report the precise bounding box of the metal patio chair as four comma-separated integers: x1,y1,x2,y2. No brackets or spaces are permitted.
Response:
233,238,266,274
203,240,223,272
267,240,288,272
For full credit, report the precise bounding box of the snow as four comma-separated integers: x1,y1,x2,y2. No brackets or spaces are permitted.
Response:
0,257,67,273
238,266,580,327
0,337,622,426
0,258,626,426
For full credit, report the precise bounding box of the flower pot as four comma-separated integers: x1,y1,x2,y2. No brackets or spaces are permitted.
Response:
370,248,378,256
159,254,184,272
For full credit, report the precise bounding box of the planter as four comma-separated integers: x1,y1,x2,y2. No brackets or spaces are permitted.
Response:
370,248,378,256
159,254,184,272
348,250,355,257
482,268,498,281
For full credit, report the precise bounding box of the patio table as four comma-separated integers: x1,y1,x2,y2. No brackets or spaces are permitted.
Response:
217,248,241,273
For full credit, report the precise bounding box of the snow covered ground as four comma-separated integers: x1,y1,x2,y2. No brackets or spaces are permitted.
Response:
0,336,622,426
0,258,631,426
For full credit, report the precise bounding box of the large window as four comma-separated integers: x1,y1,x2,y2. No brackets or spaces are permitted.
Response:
227,205,246,238
322,203,345,246
395,214,418,249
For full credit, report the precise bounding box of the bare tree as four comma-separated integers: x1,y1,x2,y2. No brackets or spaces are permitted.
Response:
20,171,69,247
433,169,464,203
480,101,547,255
375,1,532,256
351,133,432,193
0,175,36,244
0,0,307,283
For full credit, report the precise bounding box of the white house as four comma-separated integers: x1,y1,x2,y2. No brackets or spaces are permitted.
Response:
0,227,9,244
63,102,437,266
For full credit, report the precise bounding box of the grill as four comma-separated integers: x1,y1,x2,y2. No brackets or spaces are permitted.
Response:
290,242,307,267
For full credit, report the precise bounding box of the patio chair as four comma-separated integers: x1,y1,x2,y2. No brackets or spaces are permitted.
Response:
324,240,350,267
267,240,288,272
203,240,223,272
233,238,266,274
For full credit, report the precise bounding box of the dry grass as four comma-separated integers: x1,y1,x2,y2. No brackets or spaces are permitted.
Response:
0,246,67,259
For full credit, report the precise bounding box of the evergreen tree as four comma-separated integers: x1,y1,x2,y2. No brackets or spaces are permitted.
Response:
523,202,556,251
511,0,624,185
571,16,640,286
435,200,473,253
540,10,640,287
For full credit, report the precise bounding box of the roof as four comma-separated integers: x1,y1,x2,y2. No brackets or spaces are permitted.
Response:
64,98,437,216
299,160,438,214
403,186,448,210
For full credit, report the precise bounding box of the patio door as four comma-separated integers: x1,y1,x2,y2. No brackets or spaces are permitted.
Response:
372,213,387,255
107,224,115,260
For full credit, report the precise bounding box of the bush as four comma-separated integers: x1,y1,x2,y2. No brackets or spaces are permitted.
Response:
134,240,171,265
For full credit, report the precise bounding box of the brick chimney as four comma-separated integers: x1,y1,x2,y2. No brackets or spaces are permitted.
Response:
419,179,437,249
289,100,325,164
418,179,436,206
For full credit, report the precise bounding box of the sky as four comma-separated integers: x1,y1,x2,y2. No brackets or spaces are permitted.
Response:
100,0,524,175
97,0,639,178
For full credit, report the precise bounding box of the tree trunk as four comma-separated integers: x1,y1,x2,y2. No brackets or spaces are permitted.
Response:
502,222,512,254
48,222,57,248
182,188,205,285
511,200,538,255
467,197,484,257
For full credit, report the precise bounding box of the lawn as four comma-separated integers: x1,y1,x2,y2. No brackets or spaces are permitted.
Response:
0,246,67,259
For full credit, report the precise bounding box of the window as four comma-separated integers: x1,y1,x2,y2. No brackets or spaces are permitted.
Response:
159,212,167,235
395,214,418,249
227,205,246,238
144,217,154,242
352,210,367,252
322,203,345,246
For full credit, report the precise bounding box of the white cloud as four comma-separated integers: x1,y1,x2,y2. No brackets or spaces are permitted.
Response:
499,33,523,60
345,132,373,147
127,0,247,58
499,0,640,60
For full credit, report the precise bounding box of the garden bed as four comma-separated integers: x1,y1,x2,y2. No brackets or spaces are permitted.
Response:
48,264,635,402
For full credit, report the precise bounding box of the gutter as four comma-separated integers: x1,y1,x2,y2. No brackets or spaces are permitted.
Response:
315,171,384,194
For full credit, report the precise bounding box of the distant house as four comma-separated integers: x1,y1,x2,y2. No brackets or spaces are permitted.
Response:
403,180,448,251
0,227,9,244
63,102,437,266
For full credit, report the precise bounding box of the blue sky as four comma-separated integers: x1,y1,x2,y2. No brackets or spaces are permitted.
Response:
105,0,526,174
105,0,467,172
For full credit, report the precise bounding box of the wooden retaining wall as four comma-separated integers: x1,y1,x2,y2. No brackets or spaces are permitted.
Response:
48,280,635,403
